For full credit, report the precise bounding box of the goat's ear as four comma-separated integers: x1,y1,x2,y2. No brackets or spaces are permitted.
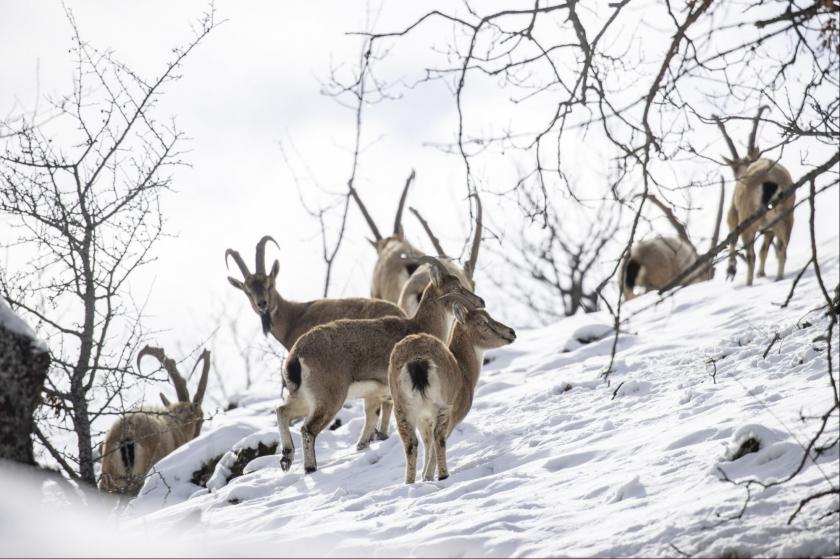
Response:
452,302,469,325
748,146,760,161
270,260,279,280
160,392,171,407
227,277,244,290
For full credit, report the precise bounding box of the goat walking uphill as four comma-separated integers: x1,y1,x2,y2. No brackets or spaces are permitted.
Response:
99,346,210,495
349,169,426,303
277,258,485,474
620,183,725,300
389,304,516,484
715,105,795,286
398,193,483,316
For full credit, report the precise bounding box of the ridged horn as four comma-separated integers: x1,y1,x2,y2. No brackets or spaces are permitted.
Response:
255,235,280,275
191,349,211,405
225,249,250,278
393,169,416,236
137,345,190,403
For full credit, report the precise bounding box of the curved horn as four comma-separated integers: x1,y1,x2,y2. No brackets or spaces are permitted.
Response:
463,192,483,281
255,235,280,275
393,169,416,236
415,255,449,276
225,249,250,278
191,349,211,405
747,105,769,155
348,186,383,242
137,345,190,402
409,207,447,258
712,114,739,161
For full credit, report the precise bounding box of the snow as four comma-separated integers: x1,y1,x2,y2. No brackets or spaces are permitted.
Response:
0,298,48,353
5,237,839,557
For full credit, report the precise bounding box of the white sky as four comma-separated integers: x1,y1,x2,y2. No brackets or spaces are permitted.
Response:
1,0,838,406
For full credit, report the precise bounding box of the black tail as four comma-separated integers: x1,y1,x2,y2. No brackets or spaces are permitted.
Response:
761,182,779,207
285,356,302,390
624,259,641,289
406,359,430,398
120,440,135,470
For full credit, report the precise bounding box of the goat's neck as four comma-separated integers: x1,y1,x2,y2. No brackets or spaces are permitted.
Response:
448,324,483,391
268,289,308,349
411,287,450,340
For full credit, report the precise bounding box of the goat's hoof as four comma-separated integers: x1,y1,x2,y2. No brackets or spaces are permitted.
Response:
280,457,291,472
304,465,317,474
355,441,370,451
438,473,449,481
372,429,389,442
757,270,766,278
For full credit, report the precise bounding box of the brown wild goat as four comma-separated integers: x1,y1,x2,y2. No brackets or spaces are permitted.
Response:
277,257,484,474
397,193,483,317
620,183,725,300
349,169,426,303
389,303,516,483
226,235,405,439
715,106,795,286
99,346,210,495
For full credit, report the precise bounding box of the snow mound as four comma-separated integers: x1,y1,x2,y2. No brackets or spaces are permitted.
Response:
0,298,48,353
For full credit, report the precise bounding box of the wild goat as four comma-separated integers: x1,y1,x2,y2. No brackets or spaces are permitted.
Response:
389,303,516,483
226,235,405,440
397,193,483,316
277,257,484,474
349,169,427,303
620,184,725,300
715,106,795,286
99,346,210,495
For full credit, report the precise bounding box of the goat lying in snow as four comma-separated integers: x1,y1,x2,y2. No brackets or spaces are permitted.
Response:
389,303,516,483
99,346,210,495
277,257,484,474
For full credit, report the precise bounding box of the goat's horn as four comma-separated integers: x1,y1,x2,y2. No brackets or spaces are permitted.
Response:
747,105,769,155
712,114,739,161
348,186,383,242
255,235,280,275
191,349,211,405
709,176,725,252
137,345,190,402
464,192,483,281
225,249,250,278
393,169,416,236
410,206,447,258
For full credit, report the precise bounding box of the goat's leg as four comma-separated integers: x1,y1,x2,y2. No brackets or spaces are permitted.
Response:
276,395,308,472
757,232,774,278
775,222,792,280
742,232,756,286
375,399,392,440
356,397,380,451
394,405,418,484
301,398,343,474
433,411,451,481
420,421,437,482
726,205,739,281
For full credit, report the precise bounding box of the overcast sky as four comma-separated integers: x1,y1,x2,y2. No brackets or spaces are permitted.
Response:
2,1,837,405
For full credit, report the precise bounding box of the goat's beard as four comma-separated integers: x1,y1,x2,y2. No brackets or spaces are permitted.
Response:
260,311,272,336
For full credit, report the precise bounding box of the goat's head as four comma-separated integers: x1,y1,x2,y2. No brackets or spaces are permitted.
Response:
452,303,516,349
226,235,281,334
419,256,485,310
138,346,210,438
714,105,768,178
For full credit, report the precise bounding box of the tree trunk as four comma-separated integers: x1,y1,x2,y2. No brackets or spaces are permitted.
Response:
0,306,50,465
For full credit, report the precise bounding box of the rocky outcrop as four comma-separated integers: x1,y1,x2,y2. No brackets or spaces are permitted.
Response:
0,301,50,465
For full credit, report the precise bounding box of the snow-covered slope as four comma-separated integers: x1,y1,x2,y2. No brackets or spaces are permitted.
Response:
116,237,839,557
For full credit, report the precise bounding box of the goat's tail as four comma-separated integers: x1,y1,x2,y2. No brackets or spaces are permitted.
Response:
624,259,641,289
406,359,431,398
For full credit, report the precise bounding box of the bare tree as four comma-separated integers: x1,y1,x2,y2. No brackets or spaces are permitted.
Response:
0,7,218,485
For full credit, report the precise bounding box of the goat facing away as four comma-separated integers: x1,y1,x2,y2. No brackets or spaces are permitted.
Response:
620,183,725,301
277,257,485,474
226,235,405,437
397,193,483,317
349,169,427,303
99,346,210,495
389,303,516,483
715,106,794,286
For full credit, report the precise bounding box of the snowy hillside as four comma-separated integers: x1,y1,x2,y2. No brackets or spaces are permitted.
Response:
107,237,838,557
